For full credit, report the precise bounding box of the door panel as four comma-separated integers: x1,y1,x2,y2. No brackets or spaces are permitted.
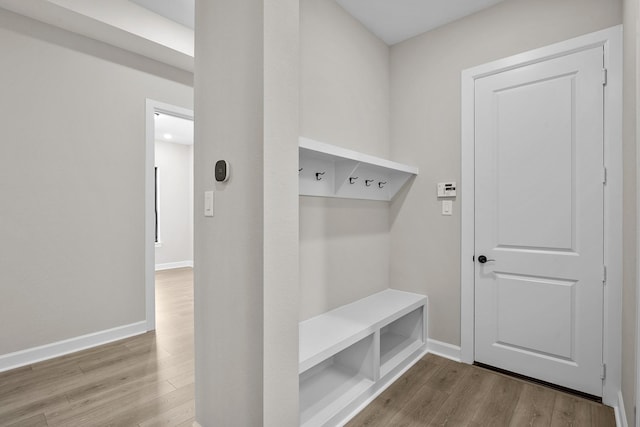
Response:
495,273,575,360
474,46,604,396
496,75,575,250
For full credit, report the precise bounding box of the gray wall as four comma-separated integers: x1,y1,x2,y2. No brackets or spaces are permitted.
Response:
193,0,299,425
0,9,193,356
154,140,193,267
622,0,637,423
299,0,391,320
389,0,623,346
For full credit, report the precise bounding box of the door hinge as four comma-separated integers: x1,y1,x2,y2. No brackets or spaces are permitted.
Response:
602,68,608,86
602,265,607,284
601,363,606,380
602,167,607,184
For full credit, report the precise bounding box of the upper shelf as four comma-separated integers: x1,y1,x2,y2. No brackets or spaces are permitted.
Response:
299,137,418,201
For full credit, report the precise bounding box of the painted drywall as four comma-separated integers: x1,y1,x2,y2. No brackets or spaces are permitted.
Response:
389,0,622,345
193,0,299,425
48,0,194,56
263,1,300,424
154,140,193,268
299,0,391,320
622,0,637,423
0,9,193,356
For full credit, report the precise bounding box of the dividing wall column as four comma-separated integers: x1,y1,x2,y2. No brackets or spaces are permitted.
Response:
193,0,299,425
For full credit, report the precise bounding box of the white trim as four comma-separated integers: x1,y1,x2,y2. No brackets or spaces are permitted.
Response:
0,321,147,373
615,390,629,427
460,26,623,406
635,5,640,425
427,339,461,362
145,99,194,332
601,25,624,409
155,260,194,271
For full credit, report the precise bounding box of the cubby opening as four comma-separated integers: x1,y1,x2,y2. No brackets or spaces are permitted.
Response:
379,307,424,378
299,334,375,427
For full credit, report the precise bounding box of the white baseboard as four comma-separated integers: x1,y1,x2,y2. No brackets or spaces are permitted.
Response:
427,339,462,362
155,260,194,271
0,321,147,372
615,390,629,427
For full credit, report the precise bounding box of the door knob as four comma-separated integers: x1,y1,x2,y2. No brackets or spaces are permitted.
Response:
478,255,495,264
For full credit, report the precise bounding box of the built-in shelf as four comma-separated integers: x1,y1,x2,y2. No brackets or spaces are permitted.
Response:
300,335,375,427
299,289,428,426
299,137,419,201
379,307,424,378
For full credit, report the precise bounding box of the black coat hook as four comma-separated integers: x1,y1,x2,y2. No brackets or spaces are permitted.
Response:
316,172,326,181
349,177,358,184
365,179,374,187
378,181,387,188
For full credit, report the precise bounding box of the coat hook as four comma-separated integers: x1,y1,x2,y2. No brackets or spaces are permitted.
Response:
298,168,303,173
365,179,374,187
316,171,326,181
349,176,358,184
378,181,387,188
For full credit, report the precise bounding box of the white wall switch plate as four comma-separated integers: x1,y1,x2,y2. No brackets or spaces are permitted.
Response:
437,182,457,198
442,200,453,216
204,191,214,217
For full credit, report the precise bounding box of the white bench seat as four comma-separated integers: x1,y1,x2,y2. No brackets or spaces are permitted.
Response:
299,289,428,427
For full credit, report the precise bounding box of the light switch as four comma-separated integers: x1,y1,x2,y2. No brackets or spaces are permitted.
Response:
204,191,214,217
442,200,453,216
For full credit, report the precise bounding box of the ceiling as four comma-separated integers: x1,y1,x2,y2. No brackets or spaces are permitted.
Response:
127,0,504,46
335,0,506,45
155,113,194,146
130,0,194,30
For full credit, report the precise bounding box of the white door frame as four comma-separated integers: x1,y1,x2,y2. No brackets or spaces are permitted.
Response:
461,26,622,406
145,99,194,331
636,5,640,425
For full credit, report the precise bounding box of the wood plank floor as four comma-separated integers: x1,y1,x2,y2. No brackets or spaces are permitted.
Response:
0,268,616,426
346,353,615,427
0,268,195,427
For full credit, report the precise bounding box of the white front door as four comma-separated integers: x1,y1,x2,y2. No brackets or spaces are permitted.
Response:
474,46,605,396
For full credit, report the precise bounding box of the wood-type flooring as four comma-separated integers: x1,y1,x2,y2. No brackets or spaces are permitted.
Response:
0,267,615,426
347,354,615,427
0,268,195,427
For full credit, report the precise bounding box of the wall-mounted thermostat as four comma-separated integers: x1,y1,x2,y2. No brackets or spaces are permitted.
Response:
437,182,456,198
215,160,230,182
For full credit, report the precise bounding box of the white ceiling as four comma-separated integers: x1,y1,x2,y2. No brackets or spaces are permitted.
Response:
335,0,506,45
155,113,194,145
127,0,504,46
130,0,194,30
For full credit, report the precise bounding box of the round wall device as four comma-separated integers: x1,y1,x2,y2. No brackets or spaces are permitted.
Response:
215,160,230,182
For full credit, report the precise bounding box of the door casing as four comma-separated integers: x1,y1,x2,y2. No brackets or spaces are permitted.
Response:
145,99,194,332
460,25,622,406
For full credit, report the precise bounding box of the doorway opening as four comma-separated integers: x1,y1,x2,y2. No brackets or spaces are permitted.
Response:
145,99,194,331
